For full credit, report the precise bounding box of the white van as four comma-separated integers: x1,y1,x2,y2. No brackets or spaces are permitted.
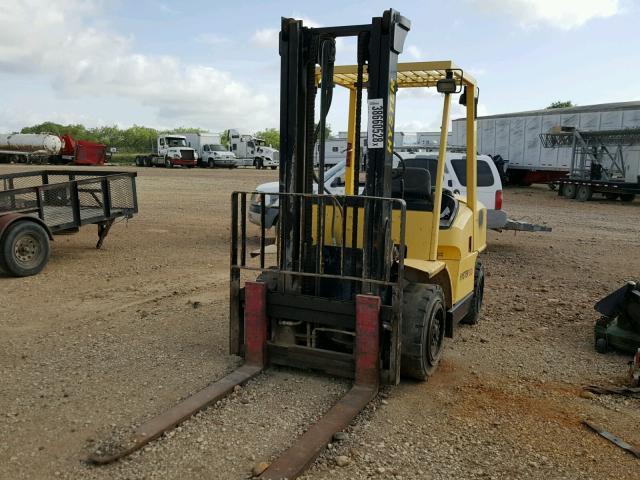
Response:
249,152,504,229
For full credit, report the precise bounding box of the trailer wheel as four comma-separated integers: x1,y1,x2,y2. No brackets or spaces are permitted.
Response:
254,158,264,169
401,283,446,381
562,183,577,199
0,221,50,277
461,262,484,325
621,194,636,202
605,193,619,201
576,185,592,202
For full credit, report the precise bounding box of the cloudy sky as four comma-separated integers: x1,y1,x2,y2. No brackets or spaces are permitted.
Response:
0,0,637,134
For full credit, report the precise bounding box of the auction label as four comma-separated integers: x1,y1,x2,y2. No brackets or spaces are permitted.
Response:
367,98,384,149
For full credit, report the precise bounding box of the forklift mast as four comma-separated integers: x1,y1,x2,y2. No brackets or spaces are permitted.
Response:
278,10,410,285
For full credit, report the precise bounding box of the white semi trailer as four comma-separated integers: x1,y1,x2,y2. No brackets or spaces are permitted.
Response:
451,101,640,185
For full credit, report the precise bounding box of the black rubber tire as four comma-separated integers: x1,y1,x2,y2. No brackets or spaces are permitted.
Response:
135,156,143,167
270,166,277,170
562,183,577,199
461,262,485,325
576,185,592,202
0,221,50,277
401,283,446,381
605,193,619,201
144,157,151,167
621,193,636,202
595,337,608,354
208,159,215,168
254,158,263,169
164,157,172,168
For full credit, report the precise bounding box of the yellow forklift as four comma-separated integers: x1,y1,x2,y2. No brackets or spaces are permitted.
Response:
91,10,486,479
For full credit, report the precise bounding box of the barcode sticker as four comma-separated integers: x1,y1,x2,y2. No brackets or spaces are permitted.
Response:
367,98,384,149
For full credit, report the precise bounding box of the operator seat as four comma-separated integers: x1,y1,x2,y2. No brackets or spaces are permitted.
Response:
392,167,433,211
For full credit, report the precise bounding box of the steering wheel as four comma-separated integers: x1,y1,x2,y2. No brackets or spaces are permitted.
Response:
392,151,405,180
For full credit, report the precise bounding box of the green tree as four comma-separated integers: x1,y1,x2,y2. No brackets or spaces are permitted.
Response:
255,128,280,149
220,129,230,148
547,101,576,109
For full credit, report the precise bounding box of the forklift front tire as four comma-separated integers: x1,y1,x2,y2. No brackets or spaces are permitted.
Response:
401,283,446,381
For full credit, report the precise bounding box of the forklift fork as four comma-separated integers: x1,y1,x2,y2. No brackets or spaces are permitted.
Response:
89,283,382,480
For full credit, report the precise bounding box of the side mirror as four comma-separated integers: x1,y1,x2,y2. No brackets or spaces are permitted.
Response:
459,86,480,119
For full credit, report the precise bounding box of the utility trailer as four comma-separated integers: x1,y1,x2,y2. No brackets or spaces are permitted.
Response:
0,170,137,276
452,101,640,186
540,127,640,202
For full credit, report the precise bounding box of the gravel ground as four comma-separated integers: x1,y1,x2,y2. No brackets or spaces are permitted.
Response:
1,165,639,480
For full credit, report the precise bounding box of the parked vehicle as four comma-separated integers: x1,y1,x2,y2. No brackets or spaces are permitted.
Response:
0,170,138,277
227,129,279,169
201,144,236,168
135,135,197,168
0,133,108,166
451,101,640,186
249,152,505,230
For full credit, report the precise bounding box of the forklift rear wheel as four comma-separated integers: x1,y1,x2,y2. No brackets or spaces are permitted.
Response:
401,283,446,381
605,193,619,201
562,183,577,199
621,194,636,202
461,262,484,325
576,185,592,202
0,221,50,277
595,337,608,354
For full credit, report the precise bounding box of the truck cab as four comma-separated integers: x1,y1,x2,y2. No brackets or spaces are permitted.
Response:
157,135,197,168
201,144,236,168
227,129,279,169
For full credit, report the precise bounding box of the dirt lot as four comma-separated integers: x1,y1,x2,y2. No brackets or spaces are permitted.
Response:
1,165,639,480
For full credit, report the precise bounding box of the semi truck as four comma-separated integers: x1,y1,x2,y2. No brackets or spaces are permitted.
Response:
134,134,197,168
451,101,640,186
0,133,108,166
226,129,279,169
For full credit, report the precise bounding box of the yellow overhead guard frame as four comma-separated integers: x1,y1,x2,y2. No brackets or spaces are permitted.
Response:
315,60,479,260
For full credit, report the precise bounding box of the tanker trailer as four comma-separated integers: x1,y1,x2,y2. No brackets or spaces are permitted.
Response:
0,133,64,164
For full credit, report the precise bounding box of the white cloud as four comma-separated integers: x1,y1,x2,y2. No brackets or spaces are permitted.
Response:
251,28,279,48
0,0,273,130
251,16,332,50
406,45,422,60
197,33,231,45
469,0,620,30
